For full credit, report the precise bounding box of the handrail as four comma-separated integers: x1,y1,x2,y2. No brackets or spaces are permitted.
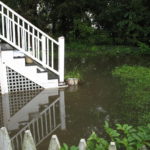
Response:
11,97,60,150
0,1,58,44
0,1,64,82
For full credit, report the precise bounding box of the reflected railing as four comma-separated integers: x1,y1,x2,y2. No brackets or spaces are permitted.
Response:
0,89,66,150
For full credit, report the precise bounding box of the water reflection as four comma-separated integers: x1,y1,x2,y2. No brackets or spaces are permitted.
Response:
0,89,66,150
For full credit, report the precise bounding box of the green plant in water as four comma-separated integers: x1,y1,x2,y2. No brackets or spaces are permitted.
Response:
65,67,82,80
112,65,150,124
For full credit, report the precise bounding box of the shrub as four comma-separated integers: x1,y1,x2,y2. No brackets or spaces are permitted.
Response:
60,122,150,150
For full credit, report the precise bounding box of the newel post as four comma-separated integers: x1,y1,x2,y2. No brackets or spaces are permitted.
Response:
58,36,65,83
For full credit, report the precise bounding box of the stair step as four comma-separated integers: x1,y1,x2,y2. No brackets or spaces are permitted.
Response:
13,57,25,67
29,112,40,120
19,121,29,126
13,50,25,57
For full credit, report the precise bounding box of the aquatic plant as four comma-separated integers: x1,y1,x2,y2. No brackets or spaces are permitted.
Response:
65,67,82,80
112,65,150,124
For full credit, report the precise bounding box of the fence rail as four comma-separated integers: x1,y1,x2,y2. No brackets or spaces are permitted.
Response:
0,127,120,150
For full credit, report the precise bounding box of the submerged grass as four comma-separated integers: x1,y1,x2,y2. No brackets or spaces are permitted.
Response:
112,65,150,125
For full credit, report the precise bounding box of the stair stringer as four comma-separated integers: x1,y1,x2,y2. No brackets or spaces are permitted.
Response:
4,61,58,89
7,89,59,131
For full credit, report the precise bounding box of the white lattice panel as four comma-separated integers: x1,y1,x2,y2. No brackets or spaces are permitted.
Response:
9,90,42,116
6,67,43,92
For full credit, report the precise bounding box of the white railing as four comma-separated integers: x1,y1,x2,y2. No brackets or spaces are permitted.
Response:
0,1,64,82
11,97,61,150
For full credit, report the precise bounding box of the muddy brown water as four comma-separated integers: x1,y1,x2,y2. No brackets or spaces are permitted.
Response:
0,56,149,149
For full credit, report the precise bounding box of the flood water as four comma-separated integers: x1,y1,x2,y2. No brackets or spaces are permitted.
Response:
0,56,149,149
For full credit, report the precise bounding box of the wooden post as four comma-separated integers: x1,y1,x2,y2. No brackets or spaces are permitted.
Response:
0,127,12,150
48,135,61,150
58,36,65,83
22,130,36,150
108,142,117,150
78,139,87,150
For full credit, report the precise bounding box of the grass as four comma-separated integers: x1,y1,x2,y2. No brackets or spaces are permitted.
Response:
66,42,139,58
112,65,150,125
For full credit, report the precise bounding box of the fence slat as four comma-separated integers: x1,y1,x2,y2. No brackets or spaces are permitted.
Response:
78,139,87,150
0,127,12,150
108,142,117,150
48,135,61,150
22,130,36,150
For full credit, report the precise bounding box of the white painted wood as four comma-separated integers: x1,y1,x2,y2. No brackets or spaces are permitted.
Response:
48,135,61,150
0,1,65,83
108,142,117,150
0,63,8,94
42,35,46,64
0,127,12,150
58,36,65,83
79,139,87,150
22,130,36,150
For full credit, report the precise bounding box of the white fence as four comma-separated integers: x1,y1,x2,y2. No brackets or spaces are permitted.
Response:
0,127,118,150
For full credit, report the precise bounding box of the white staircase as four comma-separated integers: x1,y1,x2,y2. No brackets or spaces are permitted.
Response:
0,89,66,150
0,1,65,94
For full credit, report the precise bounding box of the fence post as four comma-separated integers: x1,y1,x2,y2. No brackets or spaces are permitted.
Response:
108,142,117,150
0,127,12,150
79,139,87,150
42,35,46,64
22,130,36,150
58,36,65,83
48,135,61,150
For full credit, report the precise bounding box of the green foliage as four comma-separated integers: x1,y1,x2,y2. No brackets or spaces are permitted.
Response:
65,67,82,80
90,31,113,45
87,132,109,150
61,122,150,150
66,42,136,58
112,65,150,124
110,123,150,149
60,143,79,150
138,42,150,55
69,19,94,40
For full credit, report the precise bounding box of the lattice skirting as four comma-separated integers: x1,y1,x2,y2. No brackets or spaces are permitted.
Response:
6,67,43,92
9,89,42,116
